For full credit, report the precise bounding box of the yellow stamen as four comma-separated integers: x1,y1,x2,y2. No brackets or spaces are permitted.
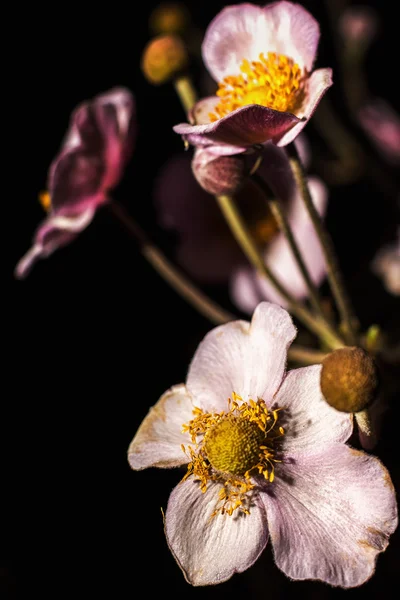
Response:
39,191,51,212
181,394,284,517
209,52,307,122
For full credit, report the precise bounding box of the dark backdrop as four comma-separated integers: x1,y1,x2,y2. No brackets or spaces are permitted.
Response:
6,1,399,598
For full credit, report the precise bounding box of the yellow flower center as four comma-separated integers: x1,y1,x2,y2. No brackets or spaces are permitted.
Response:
181,393,284,516
209,52,307,122
39,190,51,212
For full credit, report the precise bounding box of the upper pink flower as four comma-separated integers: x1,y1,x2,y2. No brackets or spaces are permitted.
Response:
174,2,332,154
15,87,135,278
128,302,397,587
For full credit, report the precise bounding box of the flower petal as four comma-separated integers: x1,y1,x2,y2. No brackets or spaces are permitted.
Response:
203,2,320,82
187,301,296,412
127,384,194,470
263,445,398,587
230,177,328,310
174,104,301,151
165,478,268,586
14,208,96,279
276,67,333,146
275,365,353,453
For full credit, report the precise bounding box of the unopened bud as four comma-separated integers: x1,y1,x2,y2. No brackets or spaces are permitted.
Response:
141,35,188,85
150,2,189,36
320,346,379,413
192,148,247,196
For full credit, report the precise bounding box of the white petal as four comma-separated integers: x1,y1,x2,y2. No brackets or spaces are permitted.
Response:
165,478,268,586
187,301,296,412
127,384,194,469
274,365,353,454
263,446,398,587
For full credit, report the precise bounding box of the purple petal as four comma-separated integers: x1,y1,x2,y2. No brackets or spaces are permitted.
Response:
186,302,296,412
128,384,194,470
358,98,400,166
165,478,268,586
174,104,301,151
203,2,320,83
276,67,333,146
275,366,353,453
14,208,96,279
263,445,398,587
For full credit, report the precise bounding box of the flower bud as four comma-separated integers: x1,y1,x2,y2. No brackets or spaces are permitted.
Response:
149,2,189,36
192,148,247,196
141,35,188,85
320,346,379,413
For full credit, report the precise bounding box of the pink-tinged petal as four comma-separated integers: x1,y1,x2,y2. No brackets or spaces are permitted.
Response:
127,384,194,470
188,96,220,125
275,366,353,453
14,208,96,279
187,301,296,412
203,2,320,82
358,98,400,166
165,478,268,586
372,229,400,295
276,68,333,146
263,446,398,587
230,177,328,310
174,104,301,151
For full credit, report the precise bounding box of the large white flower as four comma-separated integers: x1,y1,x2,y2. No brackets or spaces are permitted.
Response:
128,302,397,587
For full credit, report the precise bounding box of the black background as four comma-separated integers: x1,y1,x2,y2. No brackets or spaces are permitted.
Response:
6,0,400,598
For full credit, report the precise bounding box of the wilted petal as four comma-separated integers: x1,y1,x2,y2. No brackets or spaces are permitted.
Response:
203,2,320,82
187,302,296,412
358,98,400,166
174,104,301,151
276,68,333,146
264,445,398,587
14,208,96,279
128,384,194,470
274,366,353,453
165,478,268,586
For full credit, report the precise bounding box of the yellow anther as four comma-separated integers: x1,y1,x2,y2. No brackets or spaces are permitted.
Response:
39,191,51,212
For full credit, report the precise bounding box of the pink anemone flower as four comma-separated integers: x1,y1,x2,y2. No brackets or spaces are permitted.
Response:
128,301,397,587
156,141,327,308
15,88,135,278
174,1,332,155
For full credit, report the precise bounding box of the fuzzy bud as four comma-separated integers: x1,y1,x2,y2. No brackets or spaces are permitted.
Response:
149,2,189,35
321,346,379,413
141,35,188,85
192,148,248,196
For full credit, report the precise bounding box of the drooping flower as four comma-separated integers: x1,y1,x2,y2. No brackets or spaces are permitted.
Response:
156,140,327,306
128,301,397,587
372,229,400,296
174,1,332,155
15,88,135,278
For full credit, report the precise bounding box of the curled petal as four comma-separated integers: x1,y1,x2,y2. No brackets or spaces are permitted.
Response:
263,446,398,587
203,2,320,82
14,208,96,279
276,67,333,146
128,384,194,470
187,301,296,412
174,104,301,152
165,478,268,586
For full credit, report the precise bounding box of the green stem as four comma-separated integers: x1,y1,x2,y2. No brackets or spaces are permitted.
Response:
288,346,328,365
252,171,330,323
109,201,235,326
216,194,345,350
173,74,198,114
287,144,358,345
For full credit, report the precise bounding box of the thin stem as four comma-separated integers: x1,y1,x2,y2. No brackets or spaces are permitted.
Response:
173,75,198,114
287,144,358,345
109,200,235,326
355,409,376,449
252,171,329,322
288,346,328,365
216,194,345,350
